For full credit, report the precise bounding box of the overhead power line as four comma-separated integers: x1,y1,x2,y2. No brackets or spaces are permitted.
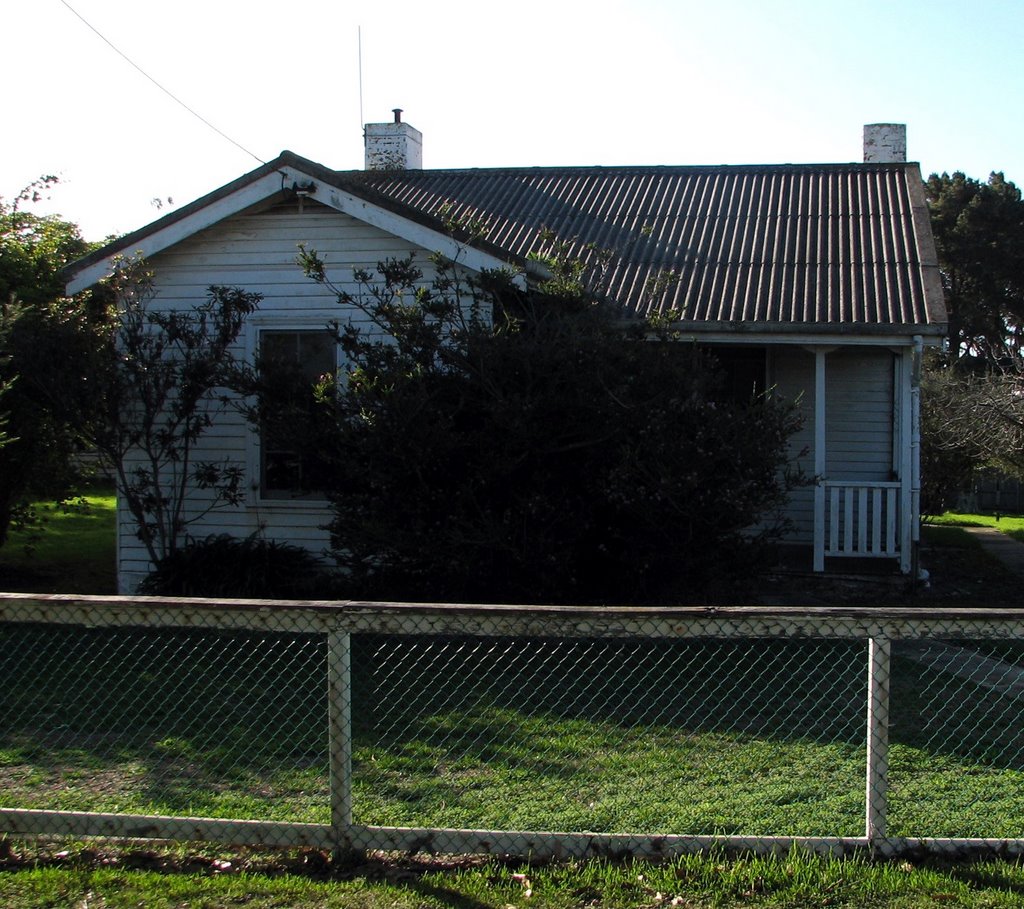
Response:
59,0,267,167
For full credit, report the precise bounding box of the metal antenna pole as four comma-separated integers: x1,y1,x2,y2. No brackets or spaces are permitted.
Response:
358,26,365,131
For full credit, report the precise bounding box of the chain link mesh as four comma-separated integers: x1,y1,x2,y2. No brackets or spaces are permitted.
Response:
889,635,1024,838
353,635,866,836
2,597,1024,858
0,622,327,834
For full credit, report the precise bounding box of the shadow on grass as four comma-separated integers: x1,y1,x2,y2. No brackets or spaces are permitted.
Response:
943,862,1024,897
0,625,329,820
3,625,1024,836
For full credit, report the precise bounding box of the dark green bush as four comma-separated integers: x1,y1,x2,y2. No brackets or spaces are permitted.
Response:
285,253,805,605
139,534,339,599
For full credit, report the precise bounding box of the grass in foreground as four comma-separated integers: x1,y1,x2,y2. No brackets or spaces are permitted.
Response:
5,503,1024,905
4,846,1024,908
4,627,1024,840
0,487,116,594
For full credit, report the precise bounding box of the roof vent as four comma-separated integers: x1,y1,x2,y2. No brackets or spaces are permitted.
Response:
863,123,907,163
364,110,422,171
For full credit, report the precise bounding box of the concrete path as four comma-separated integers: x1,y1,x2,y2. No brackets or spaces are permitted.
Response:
960,525,1024,577
898,525,1024,695
898,640,1024,700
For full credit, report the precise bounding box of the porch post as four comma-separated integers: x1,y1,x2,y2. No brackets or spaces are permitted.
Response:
813,348,827,572
898,344,916,574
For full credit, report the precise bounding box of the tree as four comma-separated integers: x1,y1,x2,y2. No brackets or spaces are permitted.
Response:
919,356,984,515
921,351,1024,493
280,248,804,604
0,179,93,546
1,172,261,561
920,170,1024,503
0,306,15,452
39,257,262,565
925,171,1024,363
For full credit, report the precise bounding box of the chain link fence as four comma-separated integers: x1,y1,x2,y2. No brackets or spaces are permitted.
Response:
2,594,1024,858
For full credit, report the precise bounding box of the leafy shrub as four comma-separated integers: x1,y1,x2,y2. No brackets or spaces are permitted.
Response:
282,252,804,605
139,534,338,599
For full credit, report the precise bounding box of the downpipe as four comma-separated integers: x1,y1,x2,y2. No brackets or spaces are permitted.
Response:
911,336,923,585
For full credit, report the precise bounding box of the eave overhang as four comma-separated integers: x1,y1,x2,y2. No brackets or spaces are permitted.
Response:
663,320,945,346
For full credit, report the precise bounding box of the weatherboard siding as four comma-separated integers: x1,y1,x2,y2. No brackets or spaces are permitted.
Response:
116,200,446,591
113,198,909,590
825,350,896,482
772,347,897,544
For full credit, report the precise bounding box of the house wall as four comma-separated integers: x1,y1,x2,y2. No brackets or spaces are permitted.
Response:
116,197,461,591
113,195,908,589
772,346,897,543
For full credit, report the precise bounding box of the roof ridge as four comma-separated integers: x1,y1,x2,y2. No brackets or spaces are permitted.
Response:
344,161,921,179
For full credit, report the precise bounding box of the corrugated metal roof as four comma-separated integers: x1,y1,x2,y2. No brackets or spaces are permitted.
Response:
355,163,946,331
63,154,947,334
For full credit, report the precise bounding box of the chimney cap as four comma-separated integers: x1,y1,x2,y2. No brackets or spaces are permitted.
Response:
393,108,403,124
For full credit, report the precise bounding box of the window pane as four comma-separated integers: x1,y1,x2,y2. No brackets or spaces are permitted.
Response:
259,329,336,498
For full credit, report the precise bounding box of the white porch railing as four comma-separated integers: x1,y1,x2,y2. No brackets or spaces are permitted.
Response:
823,481,902,559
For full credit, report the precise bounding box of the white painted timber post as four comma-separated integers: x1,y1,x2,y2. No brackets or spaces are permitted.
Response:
813,348,828,572
899,346,914,574
866,636,892,849
910,337,923,578
327,630,354,856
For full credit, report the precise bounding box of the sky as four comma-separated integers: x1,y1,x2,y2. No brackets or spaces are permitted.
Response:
4,0,1024,242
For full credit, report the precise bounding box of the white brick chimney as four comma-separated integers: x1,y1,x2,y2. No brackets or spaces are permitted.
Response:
863,123,907,163
364,109,423,170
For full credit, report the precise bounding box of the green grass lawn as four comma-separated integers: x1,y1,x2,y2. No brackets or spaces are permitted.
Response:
927,510,1024,543
5,499,1024,905
4,847,1024,908
3,626,1024,842
0,487,116,594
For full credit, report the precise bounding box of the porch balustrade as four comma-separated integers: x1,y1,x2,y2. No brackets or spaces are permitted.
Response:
822,481,902,559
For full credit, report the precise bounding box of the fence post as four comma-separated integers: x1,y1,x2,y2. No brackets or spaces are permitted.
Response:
327,629,354,858
865,635,891,850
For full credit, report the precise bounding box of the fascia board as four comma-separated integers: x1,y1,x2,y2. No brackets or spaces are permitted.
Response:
674,331,941,347
904,163,950,327
65,168,305,295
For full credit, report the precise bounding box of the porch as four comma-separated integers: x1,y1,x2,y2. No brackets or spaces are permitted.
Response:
805,343,921,575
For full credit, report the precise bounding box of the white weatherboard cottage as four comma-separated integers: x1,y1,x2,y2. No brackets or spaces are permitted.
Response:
66,119,947,593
